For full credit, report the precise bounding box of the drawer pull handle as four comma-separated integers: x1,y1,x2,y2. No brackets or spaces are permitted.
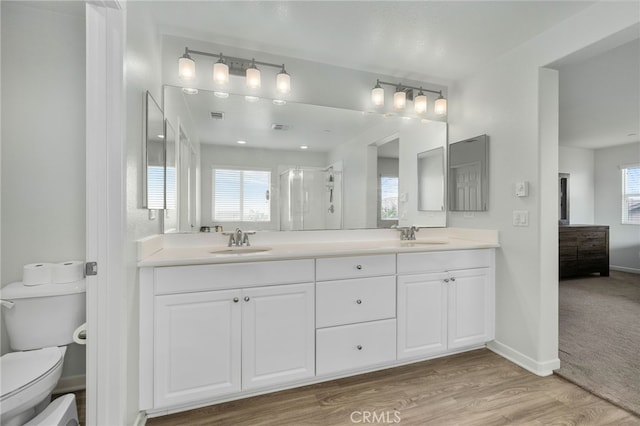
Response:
356,264,363,270
357,345,363,350
233,297,239,303
356,299,362,305
244,296,250,302
444,278,450,283
450,277,456,282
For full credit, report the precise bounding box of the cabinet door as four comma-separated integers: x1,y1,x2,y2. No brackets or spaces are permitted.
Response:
242,283,315,390
397,273,448,360
154,290,241,408
447,268,492,349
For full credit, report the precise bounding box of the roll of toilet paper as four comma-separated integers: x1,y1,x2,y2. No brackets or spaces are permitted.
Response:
23,263,54,286
52,261,85,284
73,322,87,345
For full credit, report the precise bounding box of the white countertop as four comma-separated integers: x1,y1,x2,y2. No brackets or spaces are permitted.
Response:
138,231,499,268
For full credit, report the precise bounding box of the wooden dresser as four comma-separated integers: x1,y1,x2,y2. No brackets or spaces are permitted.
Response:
559,225,609,278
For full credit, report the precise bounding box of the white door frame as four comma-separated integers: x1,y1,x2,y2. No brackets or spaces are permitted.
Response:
85,1,126,424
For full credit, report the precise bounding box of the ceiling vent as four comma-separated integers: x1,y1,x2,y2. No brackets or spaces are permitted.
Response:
210,111,225,120
271,124,290,131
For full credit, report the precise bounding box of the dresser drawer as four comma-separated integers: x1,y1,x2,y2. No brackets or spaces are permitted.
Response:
316,319,396,375
316,254,395,281
397,249,493,274
316,276,396,328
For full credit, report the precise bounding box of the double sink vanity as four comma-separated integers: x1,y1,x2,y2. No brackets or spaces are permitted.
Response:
138,228,498,417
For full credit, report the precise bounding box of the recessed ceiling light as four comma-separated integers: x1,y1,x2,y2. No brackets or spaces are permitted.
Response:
273,99,286,106
245,96,260,103
237,140,247,145
157,134,164,139
182,87,198,95
214,91,229,99
300,145,308,150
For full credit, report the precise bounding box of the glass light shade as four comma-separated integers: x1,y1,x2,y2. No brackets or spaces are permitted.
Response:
371,86,385,106
276,71,291,94
434,96,447,115
414,93,427,114
213,61,229,84
246,66,261,89
178,56,195,81
393,90,407,110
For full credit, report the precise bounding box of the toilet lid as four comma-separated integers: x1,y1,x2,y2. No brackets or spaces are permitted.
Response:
0,347,62,398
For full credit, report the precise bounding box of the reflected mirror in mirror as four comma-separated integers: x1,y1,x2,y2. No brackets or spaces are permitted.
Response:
162,85,447,232
448,134,489,211
144,91,165,210
418,146,445,211
163,120,178,232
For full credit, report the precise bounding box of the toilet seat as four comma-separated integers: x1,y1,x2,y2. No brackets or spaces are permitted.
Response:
1,347,64,401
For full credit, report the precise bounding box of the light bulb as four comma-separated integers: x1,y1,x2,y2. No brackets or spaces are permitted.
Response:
393,89,406,110
414,91,427,114
246,60,261,89
371,82,384,107
213,57,229,85
178,52,195,81
276,66,291,94
434,95,447,115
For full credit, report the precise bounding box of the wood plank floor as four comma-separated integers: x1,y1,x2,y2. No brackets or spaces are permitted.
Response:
143,349,640,426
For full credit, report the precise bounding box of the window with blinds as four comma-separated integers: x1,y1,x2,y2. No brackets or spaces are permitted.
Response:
213,168,271,222
622,165,640,225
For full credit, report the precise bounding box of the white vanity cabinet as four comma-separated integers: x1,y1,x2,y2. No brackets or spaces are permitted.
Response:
141,259,315,411
315,254,397,375
396,249,495,360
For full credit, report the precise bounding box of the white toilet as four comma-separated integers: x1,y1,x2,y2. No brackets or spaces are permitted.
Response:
1,279,85,426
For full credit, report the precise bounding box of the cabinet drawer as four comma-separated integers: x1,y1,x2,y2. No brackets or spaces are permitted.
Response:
316,254,395,281
316,276,396,328
154,259,314,294
397,249,493,274
316,319,396,375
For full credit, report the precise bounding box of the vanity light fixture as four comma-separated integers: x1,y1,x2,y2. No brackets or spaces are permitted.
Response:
371,79,447,115
178,47,292,94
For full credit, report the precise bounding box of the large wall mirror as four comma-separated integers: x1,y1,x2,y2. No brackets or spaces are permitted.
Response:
162,85,447,232
144,92,165,210
448,134,489,211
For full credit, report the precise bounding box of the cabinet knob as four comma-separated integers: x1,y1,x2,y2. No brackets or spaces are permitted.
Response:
233,297,239,303
450,277,456,282
244,296,250,302
356,264,362,270
357,345,363,350
444,278,450,283
356,299,362,305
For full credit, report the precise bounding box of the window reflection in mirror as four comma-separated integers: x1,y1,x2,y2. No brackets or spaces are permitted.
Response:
448,134,489,211
417,146,445,211
376,139,399,228
144,92,165,210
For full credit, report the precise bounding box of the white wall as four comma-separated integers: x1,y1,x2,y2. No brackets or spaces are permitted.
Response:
200,144,327,230
595,142,640,273
448,2,639,373
558,146,595,224
124,3,164,422
0,1,86,379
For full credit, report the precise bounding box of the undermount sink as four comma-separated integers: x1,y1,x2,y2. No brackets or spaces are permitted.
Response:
210,246,272,255
401,238,450,245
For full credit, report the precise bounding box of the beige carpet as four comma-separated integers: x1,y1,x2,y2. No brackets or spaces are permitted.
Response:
557,270,640,416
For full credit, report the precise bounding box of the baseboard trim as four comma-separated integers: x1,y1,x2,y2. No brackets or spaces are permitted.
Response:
133,411,147,426
610,265,640,274
487,340,560,377
53,374,85,394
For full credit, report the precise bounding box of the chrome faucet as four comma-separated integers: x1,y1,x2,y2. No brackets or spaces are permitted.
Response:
397,226,419,241
223,228,256,247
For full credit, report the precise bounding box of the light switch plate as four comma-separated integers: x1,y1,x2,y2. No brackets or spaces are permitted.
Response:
513,210,529,226
515,181,529,197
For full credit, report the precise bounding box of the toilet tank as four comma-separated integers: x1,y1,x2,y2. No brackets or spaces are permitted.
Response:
1,280,86,351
